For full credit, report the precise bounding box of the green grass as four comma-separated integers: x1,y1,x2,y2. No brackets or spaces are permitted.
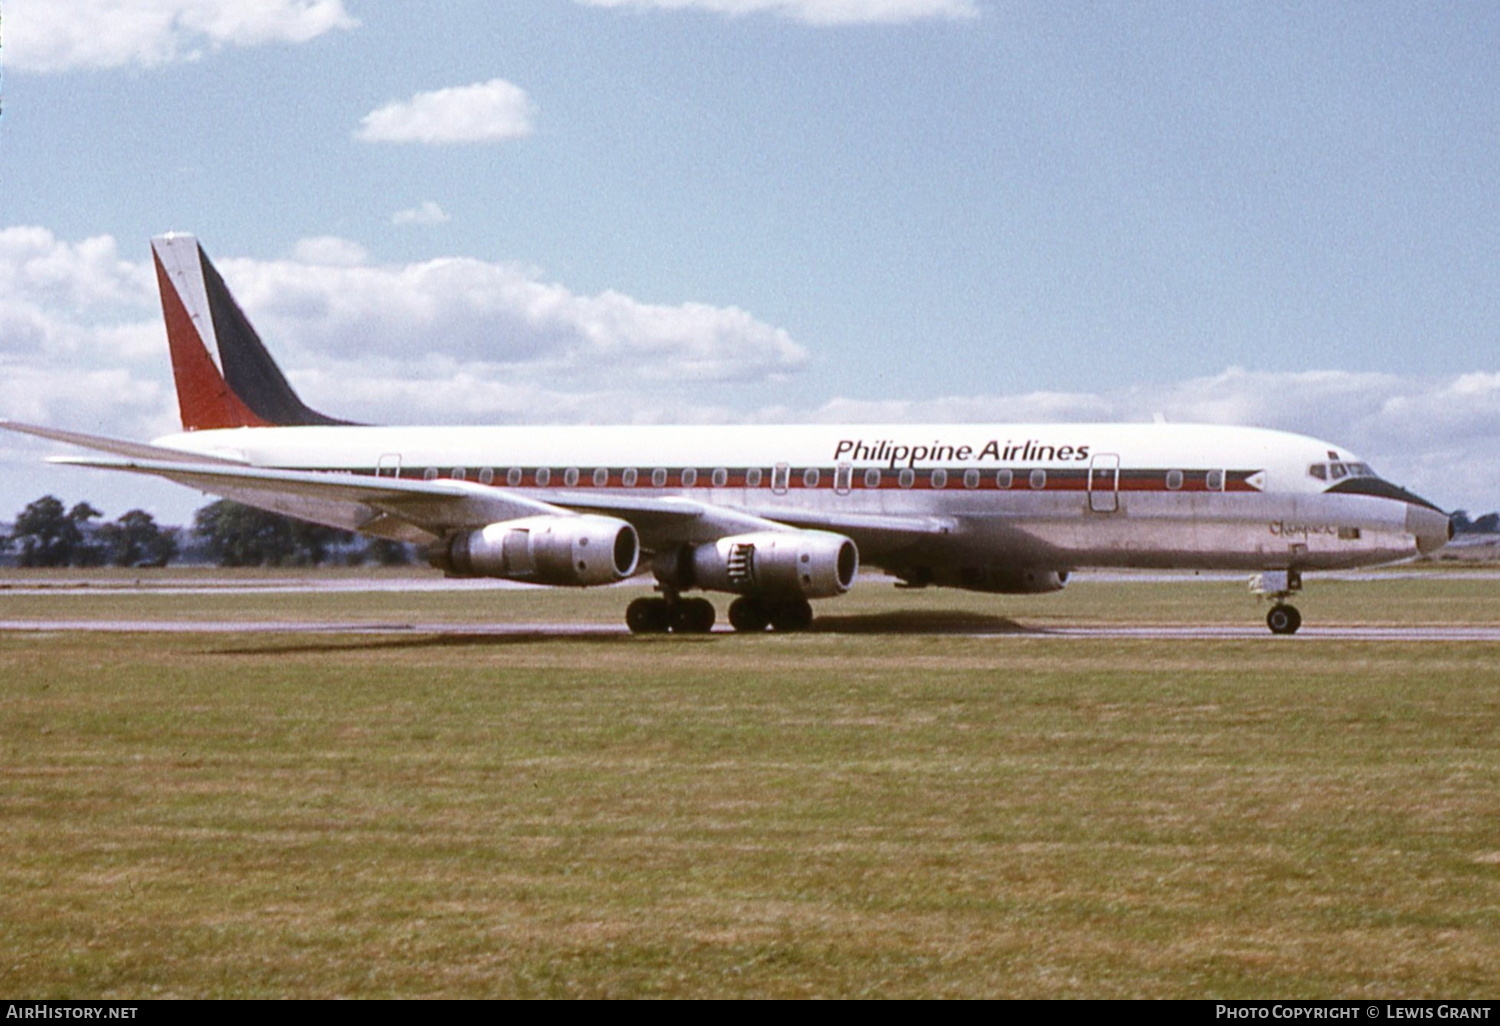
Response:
1,574,1498,997
2,565,1498,626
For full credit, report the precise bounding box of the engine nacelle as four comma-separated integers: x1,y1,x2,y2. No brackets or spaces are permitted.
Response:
683,530,858,599
430,515,639,587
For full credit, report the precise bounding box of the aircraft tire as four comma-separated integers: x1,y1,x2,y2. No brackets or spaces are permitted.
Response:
728,596,770,633
1266,604,1302,635
673,597,717,634
769,597,814,633
627,597,672,634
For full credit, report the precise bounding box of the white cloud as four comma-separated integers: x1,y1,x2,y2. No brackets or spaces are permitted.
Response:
356,80,536,145
217,242,808,385
290,236,370,267
4,0,355,73
0,227,156,357
392,201,452,226
573,0,980,26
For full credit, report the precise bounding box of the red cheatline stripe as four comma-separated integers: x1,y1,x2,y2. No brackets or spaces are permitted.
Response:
304,465,1263,493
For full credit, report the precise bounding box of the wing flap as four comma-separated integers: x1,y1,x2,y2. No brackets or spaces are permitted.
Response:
739,506,957,557
49,456,570,539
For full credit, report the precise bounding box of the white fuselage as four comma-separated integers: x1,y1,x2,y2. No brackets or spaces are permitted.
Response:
152,421,1449,577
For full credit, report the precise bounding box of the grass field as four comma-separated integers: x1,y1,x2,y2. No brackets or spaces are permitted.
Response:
2,570,1498,997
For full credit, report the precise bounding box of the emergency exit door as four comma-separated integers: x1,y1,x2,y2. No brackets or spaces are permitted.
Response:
1088,453,1120,513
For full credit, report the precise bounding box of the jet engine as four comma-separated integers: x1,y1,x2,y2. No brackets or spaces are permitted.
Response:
430,514,639,586
665,530,858,599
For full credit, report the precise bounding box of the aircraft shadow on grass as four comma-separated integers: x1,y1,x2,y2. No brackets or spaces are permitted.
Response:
210,609,1036,655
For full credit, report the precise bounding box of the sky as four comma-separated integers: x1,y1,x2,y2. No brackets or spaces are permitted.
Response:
0,0,1496,525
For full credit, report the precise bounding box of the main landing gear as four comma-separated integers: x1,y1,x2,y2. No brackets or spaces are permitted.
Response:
1251,569,1303,635
626,594,715,634
625,592,814,634
727,595,812,633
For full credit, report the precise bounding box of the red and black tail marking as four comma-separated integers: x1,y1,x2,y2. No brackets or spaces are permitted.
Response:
151,234,354,431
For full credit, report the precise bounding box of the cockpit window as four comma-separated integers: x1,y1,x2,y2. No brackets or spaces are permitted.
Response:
1310,461,1377,483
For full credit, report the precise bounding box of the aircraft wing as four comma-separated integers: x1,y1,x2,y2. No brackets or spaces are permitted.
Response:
16,418,957,553
737,506,956,556
49,451,954,553
48,456,582,544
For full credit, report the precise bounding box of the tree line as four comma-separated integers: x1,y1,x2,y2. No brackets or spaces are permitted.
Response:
1,496,414,568
1451,510,1500,535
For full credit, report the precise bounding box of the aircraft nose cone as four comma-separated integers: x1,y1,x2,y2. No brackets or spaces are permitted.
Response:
1406,504,1452,555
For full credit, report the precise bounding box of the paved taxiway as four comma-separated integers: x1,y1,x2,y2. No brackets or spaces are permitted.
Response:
2,618,1497,641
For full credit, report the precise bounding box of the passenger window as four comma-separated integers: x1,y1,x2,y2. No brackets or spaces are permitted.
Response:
535,468,551,486
423,467,439,481
451,467,467,481
681,468,698,487
622,468,638,487
864,468,882,488
478,468,494,485
1166,469,1184,491
930,469,948,489
802,468,820,488
898,468,915,489
651,468,668,487
593,467,610,487
1205,469,1224,492
712,468,728,488
564,468,580,487
964,469,980,489
746,468,763,488
996,469,1013,489
1029,469,1047,490
506,467,523,487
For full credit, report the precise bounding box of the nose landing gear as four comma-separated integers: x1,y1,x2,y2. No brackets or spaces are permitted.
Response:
1251,570,1303,635
1265,603,1302,635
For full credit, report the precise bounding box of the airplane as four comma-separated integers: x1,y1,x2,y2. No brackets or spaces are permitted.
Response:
1,234,1453,634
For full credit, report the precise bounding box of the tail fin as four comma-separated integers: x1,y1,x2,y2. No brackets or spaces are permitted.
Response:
151,234,352,430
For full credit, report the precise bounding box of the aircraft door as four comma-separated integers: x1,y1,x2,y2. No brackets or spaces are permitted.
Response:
1088,453,1120,513
771,463,790,495
834,463,853,495
376,453,402,479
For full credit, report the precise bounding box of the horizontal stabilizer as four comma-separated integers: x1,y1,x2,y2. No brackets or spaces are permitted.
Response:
0,419,245,464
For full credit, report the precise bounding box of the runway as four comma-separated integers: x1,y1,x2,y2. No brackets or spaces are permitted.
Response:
3,567,1498,598
2,618,1497,641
